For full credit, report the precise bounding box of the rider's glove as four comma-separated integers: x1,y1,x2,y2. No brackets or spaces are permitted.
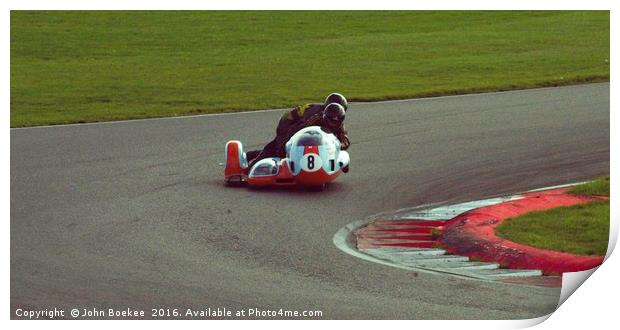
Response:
340,135,351,150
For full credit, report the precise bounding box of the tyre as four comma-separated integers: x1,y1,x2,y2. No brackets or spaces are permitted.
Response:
309,183,326,192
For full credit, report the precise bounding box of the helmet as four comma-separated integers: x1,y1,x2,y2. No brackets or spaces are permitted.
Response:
324,92,348,111
322,103,346,131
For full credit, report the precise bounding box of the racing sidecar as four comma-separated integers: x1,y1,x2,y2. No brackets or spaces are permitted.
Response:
224,126,350,189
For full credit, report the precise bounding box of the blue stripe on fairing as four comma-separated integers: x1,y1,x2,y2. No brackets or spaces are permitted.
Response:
290,146,305,175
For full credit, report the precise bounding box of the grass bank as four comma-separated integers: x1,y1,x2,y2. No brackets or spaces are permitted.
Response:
569,176,610,196
497,177,610,256
11,11,609,127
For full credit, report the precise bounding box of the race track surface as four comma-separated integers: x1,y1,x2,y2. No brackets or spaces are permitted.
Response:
11,83,609,319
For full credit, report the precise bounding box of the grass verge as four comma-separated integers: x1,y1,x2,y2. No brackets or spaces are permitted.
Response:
11,11,609,127
497,177,610,256
569,176,610,196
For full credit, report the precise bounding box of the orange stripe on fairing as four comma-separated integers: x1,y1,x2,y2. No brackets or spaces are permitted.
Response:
246,145,342,187
304,145,319,155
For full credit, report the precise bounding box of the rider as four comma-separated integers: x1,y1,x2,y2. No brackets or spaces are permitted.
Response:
246,93,350,168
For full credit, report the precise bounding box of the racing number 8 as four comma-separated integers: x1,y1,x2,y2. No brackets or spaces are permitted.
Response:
301,153,321,172
307,155,315,170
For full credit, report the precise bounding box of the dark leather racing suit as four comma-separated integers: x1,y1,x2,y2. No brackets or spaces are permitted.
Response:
247,103,350,167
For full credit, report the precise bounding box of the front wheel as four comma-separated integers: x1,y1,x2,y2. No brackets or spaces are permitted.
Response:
309,183,326,192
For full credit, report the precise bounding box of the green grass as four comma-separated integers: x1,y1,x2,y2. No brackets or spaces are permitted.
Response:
569,176,610,196
10,11,610,127
496,201,609,256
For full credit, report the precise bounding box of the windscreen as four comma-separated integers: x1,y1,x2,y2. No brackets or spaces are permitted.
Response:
250,160,279,176
296,132,323,146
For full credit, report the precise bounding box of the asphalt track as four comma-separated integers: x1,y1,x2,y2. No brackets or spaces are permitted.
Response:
11,83,609,319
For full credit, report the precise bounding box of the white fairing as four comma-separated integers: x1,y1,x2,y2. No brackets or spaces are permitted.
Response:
337,149,350,169
245,126,349,180
285,126,349,176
